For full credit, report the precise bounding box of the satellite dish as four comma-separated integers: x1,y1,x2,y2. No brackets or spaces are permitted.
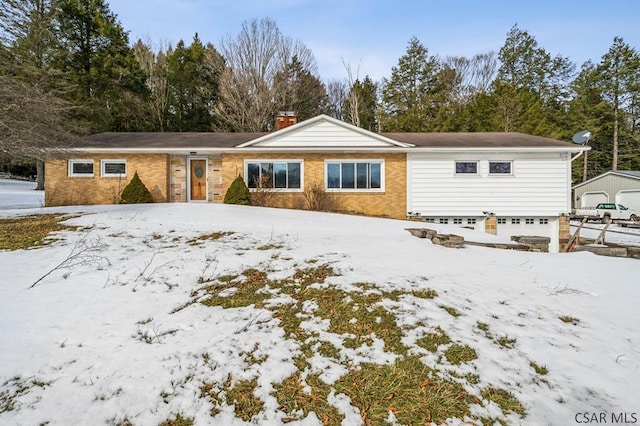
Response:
572,130,592,144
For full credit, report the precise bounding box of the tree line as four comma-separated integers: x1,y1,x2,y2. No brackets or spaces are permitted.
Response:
1,0,639,186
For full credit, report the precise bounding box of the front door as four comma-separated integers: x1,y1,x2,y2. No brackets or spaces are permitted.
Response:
189,159,207,201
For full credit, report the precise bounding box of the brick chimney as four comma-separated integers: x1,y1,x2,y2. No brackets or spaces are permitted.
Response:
275,111,297,131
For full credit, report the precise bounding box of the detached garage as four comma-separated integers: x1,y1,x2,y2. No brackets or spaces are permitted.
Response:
573,171,640,212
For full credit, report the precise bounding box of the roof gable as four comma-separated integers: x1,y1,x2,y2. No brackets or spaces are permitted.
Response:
573,170,640,188
236,114,413,148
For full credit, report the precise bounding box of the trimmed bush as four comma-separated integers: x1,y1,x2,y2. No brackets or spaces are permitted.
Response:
120,171,153,204
224,175,251,205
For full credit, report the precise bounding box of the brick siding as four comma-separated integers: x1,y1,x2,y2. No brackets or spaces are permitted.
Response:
45,154,170,206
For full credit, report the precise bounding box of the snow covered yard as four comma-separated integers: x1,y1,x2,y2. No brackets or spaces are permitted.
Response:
0,202,639,426
0,178,43,210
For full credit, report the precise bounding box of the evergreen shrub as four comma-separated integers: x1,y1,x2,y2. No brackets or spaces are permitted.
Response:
224,175,251,205
120,171,153,204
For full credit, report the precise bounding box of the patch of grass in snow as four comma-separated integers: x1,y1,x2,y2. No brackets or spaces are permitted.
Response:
199,264,524,424
201,377,264,421
481,386,526,417
0,214,79,250
334,356,478,425
444,344,477,365
439,304,462,317
201,268,272,309
559,315,580,325
476,321,517,350
496,336,517,349
0,376,51,413
159,414,194,426
272,372,343,425
411,288,438,299
187,231,235,245
416,327,451,353
530,361,549,376
224,378,264,422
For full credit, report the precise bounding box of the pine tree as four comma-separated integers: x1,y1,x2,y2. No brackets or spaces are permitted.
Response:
597,37,640,170
55,0,149,132
223,175,251,205
381,37,441,131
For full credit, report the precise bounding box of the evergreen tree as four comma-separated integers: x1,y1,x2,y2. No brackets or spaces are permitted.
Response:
0,0,83,189
165,34,224,131
381,37,441,131
55,0,149,132
273,55,328,122
596,37,640,170
344,76,378,131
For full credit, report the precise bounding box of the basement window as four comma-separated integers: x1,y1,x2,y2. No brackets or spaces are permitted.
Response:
68,160,94,177
101,160,127,177
539,218,549,225
497,218,506,225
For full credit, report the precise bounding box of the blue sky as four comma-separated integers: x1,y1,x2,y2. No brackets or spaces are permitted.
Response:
107,0,640,82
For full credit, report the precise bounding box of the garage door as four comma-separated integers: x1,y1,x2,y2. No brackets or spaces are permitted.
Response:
580,191,608,208
496,217,558,253
616,190,640,213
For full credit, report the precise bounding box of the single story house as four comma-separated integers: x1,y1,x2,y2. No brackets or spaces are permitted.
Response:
45,114,587,253
572,170,640,212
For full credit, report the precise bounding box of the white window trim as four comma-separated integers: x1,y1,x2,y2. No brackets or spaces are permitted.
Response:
324,159,385,193
243,159,304,192
100,159,127,178
454,160,479,176
68,159,94,177
488,160,514,176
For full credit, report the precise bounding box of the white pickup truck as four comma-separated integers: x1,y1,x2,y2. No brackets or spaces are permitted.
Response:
573,203,638,223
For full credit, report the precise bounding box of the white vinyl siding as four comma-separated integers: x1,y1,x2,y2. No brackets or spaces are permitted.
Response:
254,121,395,147
407,152,571,216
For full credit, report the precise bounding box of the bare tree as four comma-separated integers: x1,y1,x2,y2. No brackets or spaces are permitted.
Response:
342,58,361,127
325,78,348,120
0,73,83,182
133,38,170,131
443,51,498,104
215,18,319,131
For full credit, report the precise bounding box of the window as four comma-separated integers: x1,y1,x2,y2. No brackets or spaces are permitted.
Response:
453,218,462,225
326,160,383,191
467,218,476,225
424,218,435,223
101,160,127,177
245,161,302,190
489,161,512,174
455,161,478,174
539,218,549,225
497,218,506,224
511,218,521,225
68,160,94,177
525,218,535,225
439,218,449,224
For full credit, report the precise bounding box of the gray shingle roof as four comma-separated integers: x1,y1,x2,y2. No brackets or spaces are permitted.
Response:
73,131,576,150
381,132,575,148
74,132,266,149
